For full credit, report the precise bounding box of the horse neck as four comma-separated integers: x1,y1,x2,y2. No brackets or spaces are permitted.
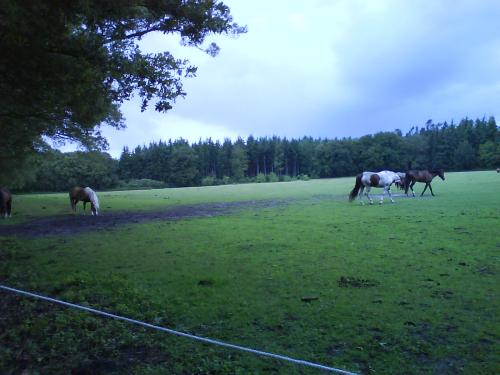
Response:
430,171,440,179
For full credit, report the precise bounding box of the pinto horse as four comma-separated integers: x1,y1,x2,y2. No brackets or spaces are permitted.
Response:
404,169,445,197
0,188,12,218
69,187,100,215
349,170,401,204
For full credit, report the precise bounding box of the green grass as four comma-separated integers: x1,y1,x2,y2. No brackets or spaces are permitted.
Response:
1,171,499,374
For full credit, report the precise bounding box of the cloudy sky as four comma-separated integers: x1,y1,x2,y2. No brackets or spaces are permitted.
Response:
90,0,499,157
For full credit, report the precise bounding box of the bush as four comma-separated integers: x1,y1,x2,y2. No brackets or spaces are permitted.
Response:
255,173,267,183
222,176,232,185
299,174,310,181
116,179,167,190
266,172,279,182
201,176,217,186
281,175,292,182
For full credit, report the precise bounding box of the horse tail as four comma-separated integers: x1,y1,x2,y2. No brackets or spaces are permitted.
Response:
0,190,5,215
349,174,362,202
404,172,413,194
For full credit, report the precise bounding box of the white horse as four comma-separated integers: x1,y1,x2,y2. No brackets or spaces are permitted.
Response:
348,170,401,204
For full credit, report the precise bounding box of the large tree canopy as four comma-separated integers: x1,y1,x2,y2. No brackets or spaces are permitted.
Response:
0,0,245,179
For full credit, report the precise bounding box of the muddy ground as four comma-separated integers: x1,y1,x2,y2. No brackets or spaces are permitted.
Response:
0,200,290,238
0,193,415,238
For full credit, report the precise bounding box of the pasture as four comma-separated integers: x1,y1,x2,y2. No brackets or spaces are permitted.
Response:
0,171,498,374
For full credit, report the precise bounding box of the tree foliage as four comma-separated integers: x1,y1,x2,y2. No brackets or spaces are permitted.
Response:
0,0,245,178
12,116,499,191
115,117,497,187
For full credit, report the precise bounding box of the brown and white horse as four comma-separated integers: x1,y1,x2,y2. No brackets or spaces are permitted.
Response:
0,187,12,218
404,170,445,197
69,186,100,215
349,170,401,204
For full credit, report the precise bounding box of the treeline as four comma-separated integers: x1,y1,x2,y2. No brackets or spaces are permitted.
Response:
13,117,499,191
118,117,499,186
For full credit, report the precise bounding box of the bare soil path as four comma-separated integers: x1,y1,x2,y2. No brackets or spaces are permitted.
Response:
0,200,289,238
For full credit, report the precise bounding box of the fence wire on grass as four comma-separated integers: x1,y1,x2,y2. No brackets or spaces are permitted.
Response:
0,284,358,375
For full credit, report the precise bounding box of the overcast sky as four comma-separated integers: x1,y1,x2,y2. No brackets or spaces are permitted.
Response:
82,0,499,157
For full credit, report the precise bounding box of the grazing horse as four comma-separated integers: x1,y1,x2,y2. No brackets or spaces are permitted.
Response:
0,187,12,218
349,170,401,204
404,169,445,197
69,186,100,215
394,172,406,190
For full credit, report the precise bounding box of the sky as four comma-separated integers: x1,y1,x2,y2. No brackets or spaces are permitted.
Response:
72,0,500,157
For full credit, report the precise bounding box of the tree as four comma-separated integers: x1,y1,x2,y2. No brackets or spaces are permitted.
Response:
0,0,245,177
168,140,199,186
453,140,477,170
230,140,248,181
23,150,119,191
478,141,500,169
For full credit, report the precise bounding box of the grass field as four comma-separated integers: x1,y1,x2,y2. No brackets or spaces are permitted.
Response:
1,171,499,374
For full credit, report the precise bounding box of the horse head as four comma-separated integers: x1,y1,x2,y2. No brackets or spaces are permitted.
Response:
394,172,406,190
436,170,445,180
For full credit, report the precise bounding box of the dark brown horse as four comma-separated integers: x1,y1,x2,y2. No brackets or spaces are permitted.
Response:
69,186,100,215
0,187,12,218
404,170,445,197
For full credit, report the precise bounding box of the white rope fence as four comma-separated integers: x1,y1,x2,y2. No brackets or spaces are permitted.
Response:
0,284,358,375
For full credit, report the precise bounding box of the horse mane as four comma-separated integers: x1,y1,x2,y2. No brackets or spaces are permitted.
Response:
84,187,100,210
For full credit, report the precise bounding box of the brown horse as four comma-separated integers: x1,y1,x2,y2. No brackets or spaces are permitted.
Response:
0,187,12,218
404,170,445,197
69,186,100,215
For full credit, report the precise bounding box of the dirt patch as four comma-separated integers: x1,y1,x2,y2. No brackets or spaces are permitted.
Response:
0,200,289,238
337,276,380,288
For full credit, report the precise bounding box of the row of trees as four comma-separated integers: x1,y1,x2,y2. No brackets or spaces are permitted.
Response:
117,117,499,187
14,116,498,192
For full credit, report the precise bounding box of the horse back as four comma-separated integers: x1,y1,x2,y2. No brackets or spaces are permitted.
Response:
69,186,89,201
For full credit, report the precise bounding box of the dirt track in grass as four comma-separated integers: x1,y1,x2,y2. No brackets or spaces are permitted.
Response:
0,200,293,238
0,192,417,238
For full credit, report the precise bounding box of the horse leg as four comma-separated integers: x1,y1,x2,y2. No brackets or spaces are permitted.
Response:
379,187,386,204
366,186,373,204
70,198,76,212
7,199,12,217
421,183,429,196
387,186,395,203
428,183,435,196
410,181,416,197
359,185,365,205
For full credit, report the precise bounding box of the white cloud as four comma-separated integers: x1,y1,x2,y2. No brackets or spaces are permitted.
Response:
57,0,500,156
